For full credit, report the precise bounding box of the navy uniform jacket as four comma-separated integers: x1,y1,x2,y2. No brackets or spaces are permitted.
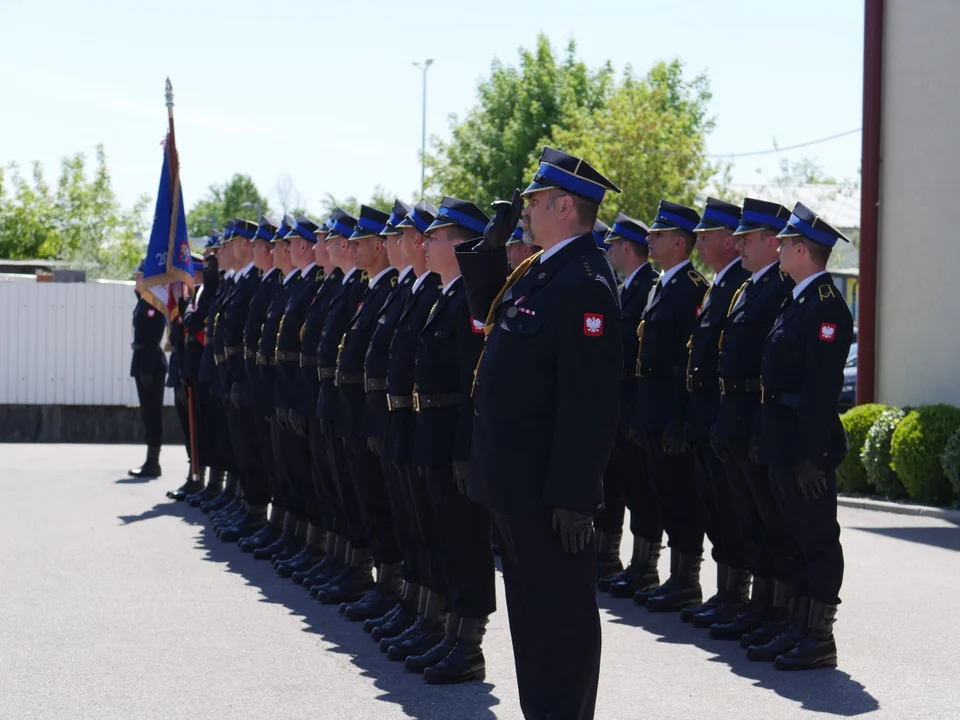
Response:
713,263,793,440
183,276,216,384
684,261,751,441
316,269,368,423
199,273,232,390
334,268,399,439
631,260,708,433
361,269,415,440
218,269,261,399
240,268,282,410
275,265,324,414
257,271,299,416
130,294,167,379
412,276,485,468
383,273,443,462
457,234,621,517
297,268,344,417
617,263,659,427
759,272,853,469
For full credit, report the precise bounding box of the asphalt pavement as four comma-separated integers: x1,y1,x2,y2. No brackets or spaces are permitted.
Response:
0,443,957,719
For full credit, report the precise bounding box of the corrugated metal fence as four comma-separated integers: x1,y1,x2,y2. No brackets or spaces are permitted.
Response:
0,280,174,406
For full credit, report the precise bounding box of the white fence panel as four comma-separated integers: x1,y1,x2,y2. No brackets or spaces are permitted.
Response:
0,281,174,406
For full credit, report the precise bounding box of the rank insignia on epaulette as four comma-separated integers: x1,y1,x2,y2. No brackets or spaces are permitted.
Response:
687,269,707,287
818,284,836,301
361,270,370,281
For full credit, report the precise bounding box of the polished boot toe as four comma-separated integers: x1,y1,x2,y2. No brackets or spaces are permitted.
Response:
343,589,400,621
386,620,445,661
317,569,375,605
404,635,455,673
709,604,767,640
774,634,838,670
373,604,416,643
364,603,402,634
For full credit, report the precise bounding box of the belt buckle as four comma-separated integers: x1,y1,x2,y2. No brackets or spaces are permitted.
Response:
387,395,394,412
413,392,421,413
720,377,726,395
760,384,766,404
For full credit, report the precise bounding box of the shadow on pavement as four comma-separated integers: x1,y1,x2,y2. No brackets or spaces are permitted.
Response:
114,476,162,485
598,592,880,717
850,525,960,552
118,498,499,720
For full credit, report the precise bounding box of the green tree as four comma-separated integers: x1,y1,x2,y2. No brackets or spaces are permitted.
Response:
425,34,613,209
550,60,717,225
185,174,271,236
318,185,397,218
0,146,150,279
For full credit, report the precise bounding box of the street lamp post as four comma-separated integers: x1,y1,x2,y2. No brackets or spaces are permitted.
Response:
413,58,434,198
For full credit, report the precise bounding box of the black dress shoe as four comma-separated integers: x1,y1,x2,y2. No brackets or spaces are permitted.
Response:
342,589,400,621
128,446,161,478
292,559,329,585
252,535,292,561
277,551,321,579
693,595,747,628
423,618,487,684
167,479,204,501
372,603,416,642
610,569,660,599
646,553,703,613
221,513,267,543
379,615,424,652
404,634,455,673
682,592,725,623
200,491,232,513
239,525,277,552
709,603,767,639
747,597,809,661
316,568,376,605
773,600,838,671
364,603,402,634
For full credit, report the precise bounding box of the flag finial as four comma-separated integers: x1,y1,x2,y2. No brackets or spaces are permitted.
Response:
165,78,174,109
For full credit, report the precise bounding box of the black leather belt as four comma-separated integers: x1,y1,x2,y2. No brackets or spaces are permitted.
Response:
319,367,336,380
224,346,243,358
720,377,762,394
256,352,276,367
761,387,801,409
244,348,256,360
365,377,387,392
687,376,718,392
276,351,299,363
637,364,682,379
336,370,364,386
214,353,226,365
131,343,146,351
388,395,414,410
300,354,319,367
413,392,460,412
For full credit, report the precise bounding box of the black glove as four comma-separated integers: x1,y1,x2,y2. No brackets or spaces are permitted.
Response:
288,409,307,438
481,189,524,251
551,508,595,554
229,382,241,409
138,372,153,389
662,418,687,456
274,407,289,431
453,461,470,495
795,458,828,500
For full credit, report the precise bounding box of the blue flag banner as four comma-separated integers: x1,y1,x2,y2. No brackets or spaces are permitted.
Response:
137,134,193,317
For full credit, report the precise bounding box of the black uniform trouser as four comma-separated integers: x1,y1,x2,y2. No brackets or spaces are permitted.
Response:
322,423,365,544
213,395,238,475
495,509,600,720
345,436,401,565
194,383,219,470
622,431,665,545
401,461,443,592
769,464,843,604
252,414,275,505
135,371,166,447
714,436,794,582
642,430,704,556
173,386,191,462
308,418,339,529
690,437,745,569
278,424,314,523
269,418,293,512
225,405,271,506
424,464,495,618
369,438,416,576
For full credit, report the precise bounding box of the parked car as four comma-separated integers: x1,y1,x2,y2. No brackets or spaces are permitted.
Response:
839,342,858,410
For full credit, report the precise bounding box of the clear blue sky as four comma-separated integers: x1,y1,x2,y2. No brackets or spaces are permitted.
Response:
0,0,865,224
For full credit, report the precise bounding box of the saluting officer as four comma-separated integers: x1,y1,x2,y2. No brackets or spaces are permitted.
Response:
631,200,708,612
708,199,795,646
597,214,660,597
745,202,852,672
273,215,327,577
372,200,443,646
682,198,751,627
128,262,169,478
456,147,621,719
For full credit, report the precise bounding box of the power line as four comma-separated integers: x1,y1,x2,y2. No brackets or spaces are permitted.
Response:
704,128,863,159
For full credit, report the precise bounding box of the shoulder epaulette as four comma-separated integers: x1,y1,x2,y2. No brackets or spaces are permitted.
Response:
686,268,707,289
360,270,370,281
817,283,837,301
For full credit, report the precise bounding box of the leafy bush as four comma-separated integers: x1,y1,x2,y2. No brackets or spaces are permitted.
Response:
940,428,960,497
890,405,960,505
837,404,886,493
862,407,908,498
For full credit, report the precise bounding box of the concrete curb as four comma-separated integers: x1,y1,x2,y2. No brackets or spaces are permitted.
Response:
838,494,960,522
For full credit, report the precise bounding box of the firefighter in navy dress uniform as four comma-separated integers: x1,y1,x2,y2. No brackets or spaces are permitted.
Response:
455,147,621,719
745,202,852,671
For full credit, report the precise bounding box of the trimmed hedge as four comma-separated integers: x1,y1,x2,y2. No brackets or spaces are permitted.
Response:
940,428,960,498
838,404,886,493
862,407,908,498
890,405,960,505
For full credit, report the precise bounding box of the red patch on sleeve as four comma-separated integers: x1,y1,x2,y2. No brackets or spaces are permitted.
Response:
584,313,604,336
470,316,485,334
819,322,837,342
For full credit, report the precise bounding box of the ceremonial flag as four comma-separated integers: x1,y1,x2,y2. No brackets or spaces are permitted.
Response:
138,78,194,317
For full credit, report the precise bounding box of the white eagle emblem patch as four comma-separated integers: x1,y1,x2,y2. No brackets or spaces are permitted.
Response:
819,322,837,342
470,316,485,334
584,313,604,336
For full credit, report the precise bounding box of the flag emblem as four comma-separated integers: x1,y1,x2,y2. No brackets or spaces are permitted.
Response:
584,314,604,336
819,322,837,342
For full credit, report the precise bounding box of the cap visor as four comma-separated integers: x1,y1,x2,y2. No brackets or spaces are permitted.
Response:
520,180,555,198
424,220,455,234
693,221,729,233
